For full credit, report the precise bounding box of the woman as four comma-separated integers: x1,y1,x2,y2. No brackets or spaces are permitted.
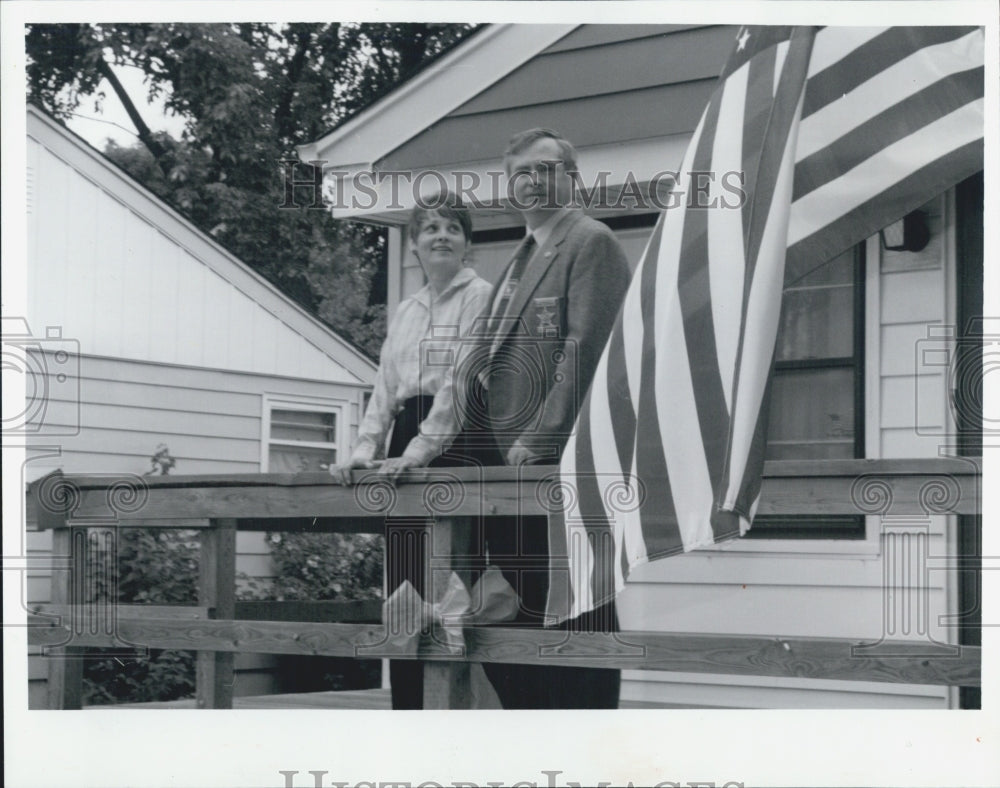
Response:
329,195,491,709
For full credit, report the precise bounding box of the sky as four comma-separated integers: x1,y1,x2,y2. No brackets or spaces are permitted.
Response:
63,62,188,150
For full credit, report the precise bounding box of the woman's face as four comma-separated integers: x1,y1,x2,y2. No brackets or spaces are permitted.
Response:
411,210,468,278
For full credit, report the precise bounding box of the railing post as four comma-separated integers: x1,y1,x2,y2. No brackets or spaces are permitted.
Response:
422,515,473,709
196,518,236,708
46,523,87,709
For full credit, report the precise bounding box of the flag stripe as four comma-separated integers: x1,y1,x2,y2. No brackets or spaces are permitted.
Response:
722,112,801,513
731,350,778,517
787,136,984,282
712,64,750,413
741,43,778,235
802,26,979,118
742,29,816,279
633,108,711,559
635,205,684,558
606,319,637,478
679,85,732,514
722,30,814,515
788,99,984,249
574,401,614,610
656,180,716,551
807,26,886,77
794,67,984,201
586,349,630,592
798,28,984,162
621,217,658,413
547,435,573,622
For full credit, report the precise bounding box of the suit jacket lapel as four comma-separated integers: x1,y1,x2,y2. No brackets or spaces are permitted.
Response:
495,210,579,348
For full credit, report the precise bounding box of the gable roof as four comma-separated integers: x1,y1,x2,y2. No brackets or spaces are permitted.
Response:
300,24,735,227
297,24,575,168
27,105,377,383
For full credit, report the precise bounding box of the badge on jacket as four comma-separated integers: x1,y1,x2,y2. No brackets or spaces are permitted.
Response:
533,297,562,338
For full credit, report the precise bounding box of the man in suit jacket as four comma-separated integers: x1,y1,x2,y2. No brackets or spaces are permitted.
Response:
468,128,631,708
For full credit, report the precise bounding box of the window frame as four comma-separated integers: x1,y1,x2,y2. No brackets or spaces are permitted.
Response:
770,242,865,459
744,243,867,540
260,393,348,473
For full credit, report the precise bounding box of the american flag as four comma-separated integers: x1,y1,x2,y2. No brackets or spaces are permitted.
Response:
546,26,985,623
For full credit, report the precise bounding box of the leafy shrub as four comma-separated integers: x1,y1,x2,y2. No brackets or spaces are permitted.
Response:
265,531,383,602
82,645,196,705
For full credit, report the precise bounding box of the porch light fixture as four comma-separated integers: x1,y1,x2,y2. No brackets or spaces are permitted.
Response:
880,209,931,252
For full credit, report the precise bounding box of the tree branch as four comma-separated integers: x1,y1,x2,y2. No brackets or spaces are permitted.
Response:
274,25,314,147
96,55,170,176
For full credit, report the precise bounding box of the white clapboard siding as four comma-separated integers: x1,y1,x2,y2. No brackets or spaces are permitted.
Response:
24,352,367,477
618,552,950,639
877,197,951,459
26,109,375,386
620,671,946,709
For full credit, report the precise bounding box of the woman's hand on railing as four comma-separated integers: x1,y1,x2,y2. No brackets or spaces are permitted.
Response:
328,457,376,485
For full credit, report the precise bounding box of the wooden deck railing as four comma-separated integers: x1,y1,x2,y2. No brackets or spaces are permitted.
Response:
26,457,982,709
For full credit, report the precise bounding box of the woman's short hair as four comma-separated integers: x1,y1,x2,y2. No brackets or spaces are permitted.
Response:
503,128,579,174
407,193,473,244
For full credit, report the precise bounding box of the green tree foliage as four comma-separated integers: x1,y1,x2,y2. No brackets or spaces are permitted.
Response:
26,23,476,358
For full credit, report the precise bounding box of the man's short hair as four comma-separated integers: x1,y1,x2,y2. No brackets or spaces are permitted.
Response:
407,192,473,244
504,128,579,174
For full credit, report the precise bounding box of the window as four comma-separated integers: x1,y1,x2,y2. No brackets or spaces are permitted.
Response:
263,398,343,473
749,244,865,539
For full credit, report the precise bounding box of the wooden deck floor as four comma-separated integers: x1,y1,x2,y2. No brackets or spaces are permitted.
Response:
85,690,674,710
87,688,394,710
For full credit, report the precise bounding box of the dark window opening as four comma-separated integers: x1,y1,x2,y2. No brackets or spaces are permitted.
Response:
748,243,865,539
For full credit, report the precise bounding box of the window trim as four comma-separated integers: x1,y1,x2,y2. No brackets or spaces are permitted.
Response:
260,393,349,473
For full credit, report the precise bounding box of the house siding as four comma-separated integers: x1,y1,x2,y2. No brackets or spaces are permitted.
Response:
25,352,368,708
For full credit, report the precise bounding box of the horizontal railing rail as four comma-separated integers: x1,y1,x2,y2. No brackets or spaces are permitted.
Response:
25,457,982,709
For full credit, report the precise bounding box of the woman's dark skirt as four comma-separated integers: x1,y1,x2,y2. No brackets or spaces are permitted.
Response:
385,395,499,709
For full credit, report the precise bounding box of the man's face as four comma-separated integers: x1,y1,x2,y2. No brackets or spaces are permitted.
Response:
504,137,574,220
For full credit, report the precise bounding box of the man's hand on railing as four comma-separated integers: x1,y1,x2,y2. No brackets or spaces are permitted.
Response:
328,457,377,485
377,456,422,485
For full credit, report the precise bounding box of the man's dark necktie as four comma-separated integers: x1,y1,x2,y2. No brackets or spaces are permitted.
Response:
487,234,536,338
